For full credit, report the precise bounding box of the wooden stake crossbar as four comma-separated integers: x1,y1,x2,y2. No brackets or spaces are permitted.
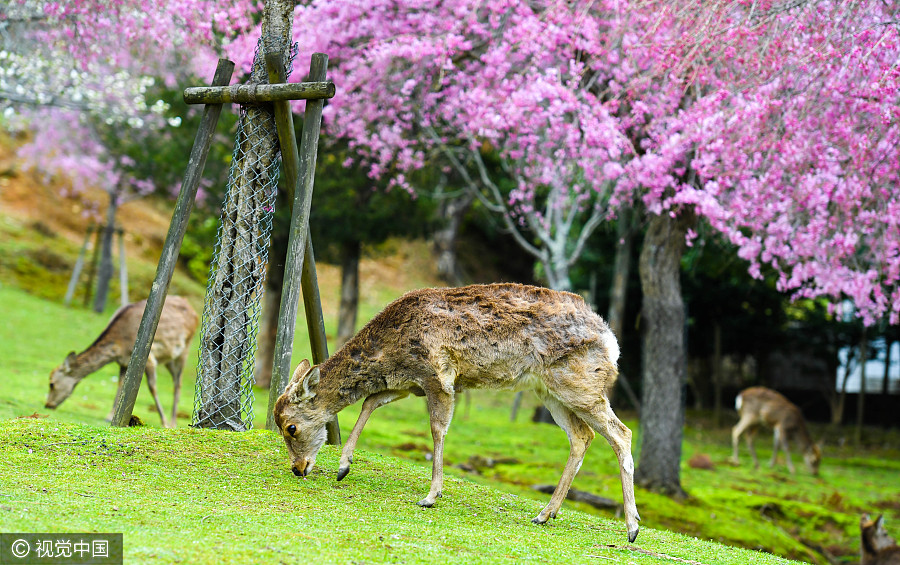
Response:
183,81,334,105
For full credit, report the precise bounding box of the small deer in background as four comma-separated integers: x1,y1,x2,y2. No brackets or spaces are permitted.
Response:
730,386,821,474
273,283,641,543
46,296,199,428
861,514,900,565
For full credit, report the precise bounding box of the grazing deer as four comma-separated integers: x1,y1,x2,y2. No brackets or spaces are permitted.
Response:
46,296,199,428
273,283,640,543
730,386,821,474
861,514,900,565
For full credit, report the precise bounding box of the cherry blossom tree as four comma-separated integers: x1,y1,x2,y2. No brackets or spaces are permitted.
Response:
291,0,899,494
1,0,260,206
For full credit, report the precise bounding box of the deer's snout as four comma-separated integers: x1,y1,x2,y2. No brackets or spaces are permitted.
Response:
291,459,313,478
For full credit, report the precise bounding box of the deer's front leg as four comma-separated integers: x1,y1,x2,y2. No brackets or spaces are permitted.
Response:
107,366,127,422
338,390,410,481
418,384,454,508
775,427,795,473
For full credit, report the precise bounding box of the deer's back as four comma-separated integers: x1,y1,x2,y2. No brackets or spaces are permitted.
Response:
96,296,199,365
333,284,617,393
739,387,803,428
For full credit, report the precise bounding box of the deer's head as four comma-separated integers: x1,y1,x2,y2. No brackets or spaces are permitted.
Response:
274,360,331,478
861,514,896,554
804,444,822,475
46,352,80,409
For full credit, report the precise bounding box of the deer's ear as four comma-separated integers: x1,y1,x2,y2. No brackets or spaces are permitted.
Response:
64,352,77,371
862,514,871,527
876,515,886,528
289,359,311,384
289,365,320,403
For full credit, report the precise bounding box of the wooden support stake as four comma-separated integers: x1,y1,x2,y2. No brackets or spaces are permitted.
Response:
110,59,236,427
264,52,339,445
184,81,335,105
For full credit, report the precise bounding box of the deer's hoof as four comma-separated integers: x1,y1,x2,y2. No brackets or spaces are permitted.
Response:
416,499,434,508
531,514,548,525
336,466,350,481
628,526,640,543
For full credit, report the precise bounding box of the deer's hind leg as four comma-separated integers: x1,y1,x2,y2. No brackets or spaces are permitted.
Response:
165,353,187,428
731,413,761,467
144,355,168,428
531,393,594,525
572,398,640,543
338,389,410,481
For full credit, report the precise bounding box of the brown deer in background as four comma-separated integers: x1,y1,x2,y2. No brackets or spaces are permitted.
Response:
273,283,640,543
730,386,821,474
46,296,199,428
861,514,900,565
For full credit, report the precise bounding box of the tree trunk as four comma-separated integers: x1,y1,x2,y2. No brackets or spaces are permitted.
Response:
83,226,103,307
634,211,692,497
93,188,120,313
336,239,361,348
433,191,473,285
712,320,723,427
254,220,288,389
883,338,893,396
117,227,129,307
833,344,857,425
608,208,633,337
854,328,868,446
607,208,641,413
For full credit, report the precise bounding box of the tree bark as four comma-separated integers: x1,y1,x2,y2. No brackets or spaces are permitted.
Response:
254,222,288,389
433,191,473,286
93,188,119,313
634,211,693,497
608,208,633,338
712,320,723,427
607,208,641,412
336,239,361,348
854,328,868,445
833,344,857,425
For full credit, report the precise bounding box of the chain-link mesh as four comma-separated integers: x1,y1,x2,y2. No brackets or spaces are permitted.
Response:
192,36,298,431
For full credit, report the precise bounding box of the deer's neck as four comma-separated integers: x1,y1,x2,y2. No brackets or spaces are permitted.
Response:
790,421,815,451
71,341,122,379
317,347,389,411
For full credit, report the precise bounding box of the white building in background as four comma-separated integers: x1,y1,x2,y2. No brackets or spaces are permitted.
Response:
836,338,900,394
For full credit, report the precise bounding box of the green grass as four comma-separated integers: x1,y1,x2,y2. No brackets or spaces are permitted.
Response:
2,284,899,564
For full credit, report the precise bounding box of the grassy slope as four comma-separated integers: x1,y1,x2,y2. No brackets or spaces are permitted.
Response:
3,284,899,564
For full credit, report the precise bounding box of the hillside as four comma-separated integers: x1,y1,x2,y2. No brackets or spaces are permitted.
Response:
0,131,443,315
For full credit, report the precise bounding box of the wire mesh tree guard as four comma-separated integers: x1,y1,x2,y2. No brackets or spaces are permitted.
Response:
191,37,296,431
109,34,338,442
